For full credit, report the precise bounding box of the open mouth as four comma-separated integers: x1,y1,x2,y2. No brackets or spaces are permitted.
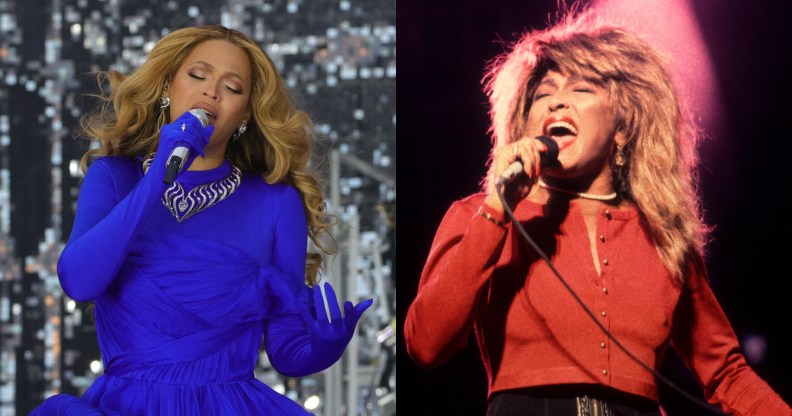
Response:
542,118,577,149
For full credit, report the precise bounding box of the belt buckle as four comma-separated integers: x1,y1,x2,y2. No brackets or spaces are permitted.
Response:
576,395,613,416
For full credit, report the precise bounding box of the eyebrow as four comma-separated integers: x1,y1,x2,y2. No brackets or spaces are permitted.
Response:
191,60,247,84
538,74,586,88
537,77,558,88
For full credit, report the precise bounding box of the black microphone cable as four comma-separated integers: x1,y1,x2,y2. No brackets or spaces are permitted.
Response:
495,183,730,416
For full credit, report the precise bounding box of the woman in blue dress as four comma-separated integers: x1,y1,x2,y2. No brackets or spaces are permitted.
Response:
30,25,372,415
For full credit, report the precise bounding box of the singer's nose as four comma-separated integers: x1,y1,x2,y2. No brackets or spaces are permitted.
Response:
548,99,567,111
546,91,567,111
203,90,218,100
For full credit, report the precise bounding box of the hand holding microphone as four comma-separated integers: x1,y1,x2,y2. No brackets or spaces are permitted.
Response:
159,109,213,184
484,135,559,213
496,135,559,187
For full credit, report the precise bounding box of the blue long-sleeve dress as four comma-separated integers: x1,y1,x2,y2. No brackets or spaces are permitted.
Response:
30,153,334,415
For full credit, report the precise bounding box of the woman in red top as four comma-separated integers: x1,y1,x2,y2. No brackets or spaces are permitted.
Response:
403,8,792,416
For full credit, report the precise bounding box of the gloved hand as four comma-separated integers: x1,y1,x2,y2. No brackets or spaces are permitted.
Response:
265,282,373,377
301,282,373,362
154,110,214,178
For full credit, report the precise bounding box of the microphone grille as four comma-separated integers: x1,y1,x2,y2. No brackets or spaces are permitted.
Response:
535,135,559,166
188,109,209,127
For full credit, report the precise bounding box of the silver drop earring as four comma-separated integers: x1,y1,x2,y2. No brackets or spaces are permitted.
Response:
232,122,248,141
160,79,171,108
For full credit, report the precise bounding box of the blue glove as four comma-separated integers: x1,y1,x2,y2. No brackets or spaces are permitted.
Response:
303,282,373,353
265,282,373,377
154,110,214,179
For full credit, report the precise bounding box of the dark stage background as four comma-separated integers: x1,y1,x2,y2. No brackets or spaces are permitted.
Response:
396,1,792,415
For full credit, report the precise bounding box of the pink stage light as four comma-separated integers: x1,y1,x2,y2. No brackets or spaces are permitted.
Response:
591,0,722,136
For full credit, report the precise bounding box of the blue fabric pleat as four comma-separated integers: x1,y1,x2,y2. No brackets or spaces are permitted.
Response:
30,157,323,415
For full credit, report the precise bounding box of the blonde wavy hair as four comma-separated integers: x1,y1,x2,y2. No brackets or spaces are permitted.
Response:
483,9,710,284
77,25,335,284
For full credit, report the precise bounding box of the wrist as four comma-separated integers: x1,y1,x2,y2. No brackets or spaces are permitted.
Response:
477,205,508,229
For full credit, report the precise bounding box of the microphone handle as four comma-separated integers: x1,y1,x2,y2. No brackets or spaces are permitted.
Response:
164,146,189,184
162,110,207,184
498,161,524,186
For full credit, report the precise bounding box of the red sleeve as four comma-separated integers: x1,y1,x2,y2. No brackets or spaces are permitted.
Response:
404,195,509,368
671,262,792,416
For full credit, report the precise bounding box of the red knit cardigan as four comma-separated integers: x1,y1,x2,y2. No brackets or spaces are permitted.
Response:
405,193,791,416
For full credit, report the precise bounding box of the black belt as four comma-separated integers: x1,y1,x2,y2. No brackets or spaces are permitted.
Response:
487,386,660,416
577,395,613,416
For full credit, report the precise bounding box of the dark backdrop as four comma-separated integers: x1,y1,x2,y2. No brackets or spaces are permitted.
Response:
396,1,792,414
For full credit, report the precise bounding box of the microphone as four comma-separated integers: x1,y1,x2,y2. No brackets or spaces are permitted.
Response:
164,109,209,184
497,135,559,186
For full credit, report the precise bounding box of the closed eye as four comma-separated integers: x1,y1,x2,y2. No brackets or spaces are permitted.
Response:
226,85,243,94
188,72,206,80
571,80,600,93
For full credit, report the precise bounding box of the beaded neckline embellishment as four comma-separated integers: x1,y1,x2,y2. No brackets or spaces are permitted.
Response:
143,153,242,222
537,179,618,201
